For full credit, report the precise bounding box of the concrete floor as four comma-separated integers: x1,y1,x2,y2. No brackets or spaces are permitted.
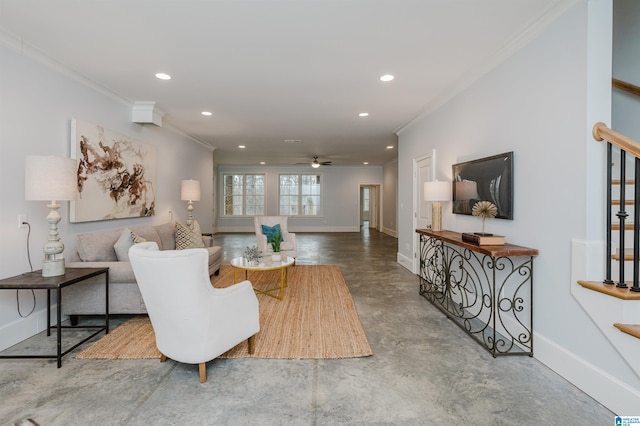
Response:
1,228,614,425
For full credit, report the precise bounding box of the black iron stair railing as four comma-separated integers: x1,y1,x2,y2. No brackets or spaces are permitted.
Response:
593,122,640,292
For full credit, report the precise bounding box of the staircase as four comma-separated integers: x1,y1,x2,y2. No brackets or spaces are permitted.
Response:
576,122,640,368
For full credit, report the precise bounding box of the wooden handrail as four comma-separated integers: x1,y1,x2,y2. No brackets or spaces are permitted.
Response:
593,122,640,160
613,78,640,97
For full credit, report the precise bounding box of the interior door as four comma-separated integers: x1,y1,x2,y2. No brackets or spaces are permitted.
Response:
414,151,435,273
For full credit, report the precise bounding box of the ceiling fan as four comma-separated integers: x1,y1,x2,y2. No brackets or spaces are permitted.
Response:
297,156,332,168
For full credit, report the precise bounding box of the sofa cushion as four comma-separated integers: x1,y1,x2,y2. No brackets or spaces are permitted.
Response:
113,228,134,261
155,221,177,250
128,225,161,247
76,229,120,262
175,221,205,250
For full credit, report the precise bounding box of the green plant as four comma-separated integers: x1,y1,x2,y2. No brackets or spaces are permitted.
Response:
269,228,282,253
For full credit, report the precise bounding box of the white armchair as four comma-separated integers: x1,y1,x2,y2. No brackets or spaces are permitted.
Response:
129,242,260,383
254,215,297,258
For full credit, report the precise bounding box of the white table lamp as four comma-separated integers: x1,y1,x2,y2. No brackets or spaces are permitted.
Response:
25,156,78,277
181,179,201,228
424,180,451,232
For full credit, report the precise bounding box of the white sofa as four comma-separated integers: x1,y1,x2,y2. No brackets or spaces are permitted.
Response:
63,222,222,321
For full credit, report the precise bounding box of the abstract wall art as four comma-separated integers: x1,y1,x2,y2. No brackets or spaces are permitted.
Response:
70,118,156,222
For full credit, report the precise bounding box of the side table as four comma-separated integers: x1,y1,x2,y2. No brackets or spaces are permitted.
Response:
0,267,109,367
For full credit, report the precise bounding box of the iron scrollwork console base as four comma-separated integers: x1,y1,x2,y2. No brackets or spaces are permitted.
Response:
418,231,535,357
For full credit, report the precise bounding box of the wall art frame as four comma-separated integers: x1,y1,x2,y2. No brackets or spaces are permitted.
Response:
70,118,156,223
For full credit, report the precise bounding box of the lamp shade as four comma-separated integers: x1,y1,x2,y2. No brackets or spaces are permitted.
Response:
181,179,201,201
424,181,450,202
25,156,78,201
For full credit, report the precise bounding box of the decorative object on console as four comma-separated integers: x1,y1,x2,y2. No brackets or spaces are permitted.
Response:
471,200,498,235
423,180,450,232
25,155,78,277
461,232,505,245
70,118,157,222
452,152,513,219
180,179,201,228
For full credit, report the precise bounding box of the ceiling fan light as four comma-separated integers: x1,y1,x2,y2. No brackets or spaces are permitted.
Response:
311,161,320,168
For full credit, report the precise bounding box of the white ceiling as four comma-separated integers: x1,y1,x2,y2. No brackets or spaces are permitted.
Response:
0,0,567,167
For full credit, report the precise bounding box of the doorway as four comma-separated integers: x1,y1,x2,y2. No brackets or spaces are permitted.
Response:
360,184,381,231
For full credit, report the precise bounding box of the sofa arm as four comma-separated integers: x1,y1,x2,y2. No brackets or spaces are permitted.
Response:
201,233,213,247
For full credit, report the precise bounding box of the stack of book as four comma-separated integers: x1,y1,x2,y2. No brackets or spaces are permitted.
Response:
461,233,505,246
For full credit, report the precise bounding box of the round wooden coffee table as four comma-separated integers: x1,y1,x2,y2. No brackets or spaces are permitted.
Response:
230,256,295,300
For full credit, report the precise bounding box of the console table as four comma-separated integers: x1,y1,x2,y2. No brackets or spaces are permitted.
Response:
416,229,538,357
0,267,109,367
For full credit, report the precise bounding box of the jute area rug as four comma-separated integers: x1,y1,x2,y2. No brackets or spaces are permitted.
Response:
76,264,373,359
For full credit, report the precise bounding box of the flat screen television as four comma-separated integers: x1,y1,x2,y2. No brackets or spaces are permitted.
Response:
452,152,513,220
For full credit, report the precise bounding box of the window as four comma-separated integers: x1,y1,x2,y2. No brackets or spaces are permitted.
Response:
223,174,265,216
279,174,321,216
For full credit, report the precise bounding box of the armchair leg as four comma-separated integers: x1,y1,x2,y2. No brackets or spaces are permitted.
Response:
248,334,256,354
199,363,207,383
160,354,167,363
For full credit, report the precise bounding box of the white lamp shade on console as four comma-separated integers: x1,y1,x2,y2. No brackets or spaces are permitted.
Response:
181,179,201,228
25,155,78,277
424,180,451,232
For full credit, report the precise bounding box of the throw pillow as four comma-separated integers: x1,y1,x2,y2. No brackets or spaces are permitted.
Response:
261,224,284,243
175,221,205,250
113,228,134,261
131,231,147,244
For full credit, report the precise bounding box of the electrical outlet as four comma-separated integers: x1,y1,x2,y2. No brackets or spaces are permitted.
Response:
18,214,27,228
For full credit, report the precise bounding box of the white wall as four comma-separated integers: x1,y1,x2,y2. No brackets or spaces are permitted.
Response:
612,0,640,140
216,165,383,232
0,42,214,349
397,0,640,413
382,160,398,237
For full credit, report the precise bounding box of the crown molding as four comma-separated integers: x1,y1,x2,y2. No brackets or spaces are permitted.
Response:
395,0,582,135
0,28,213,151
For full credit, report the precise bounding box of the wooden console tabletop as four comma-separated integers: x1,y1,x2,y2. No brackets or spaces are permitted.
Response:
416,229,538,258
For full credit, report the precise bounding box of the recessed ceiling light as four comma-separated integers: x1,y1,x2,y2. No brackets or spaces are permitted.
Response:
363,162,369,165
260,161,266,165
155,72,171,80
386,145,394,149
380,74,395,82
201,111,212,116
358,112,369,117
238,145,246,149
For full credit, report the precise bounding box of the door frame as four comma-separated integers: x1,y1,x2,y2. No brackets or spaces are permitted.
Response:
413,150,435,274
358,183,382,231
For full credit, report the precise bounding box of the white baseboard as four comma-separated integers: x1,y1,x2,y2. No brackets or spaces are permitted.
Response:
0,305,57,352
381,226,397,237
397,252,414,273
535,331,640,415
